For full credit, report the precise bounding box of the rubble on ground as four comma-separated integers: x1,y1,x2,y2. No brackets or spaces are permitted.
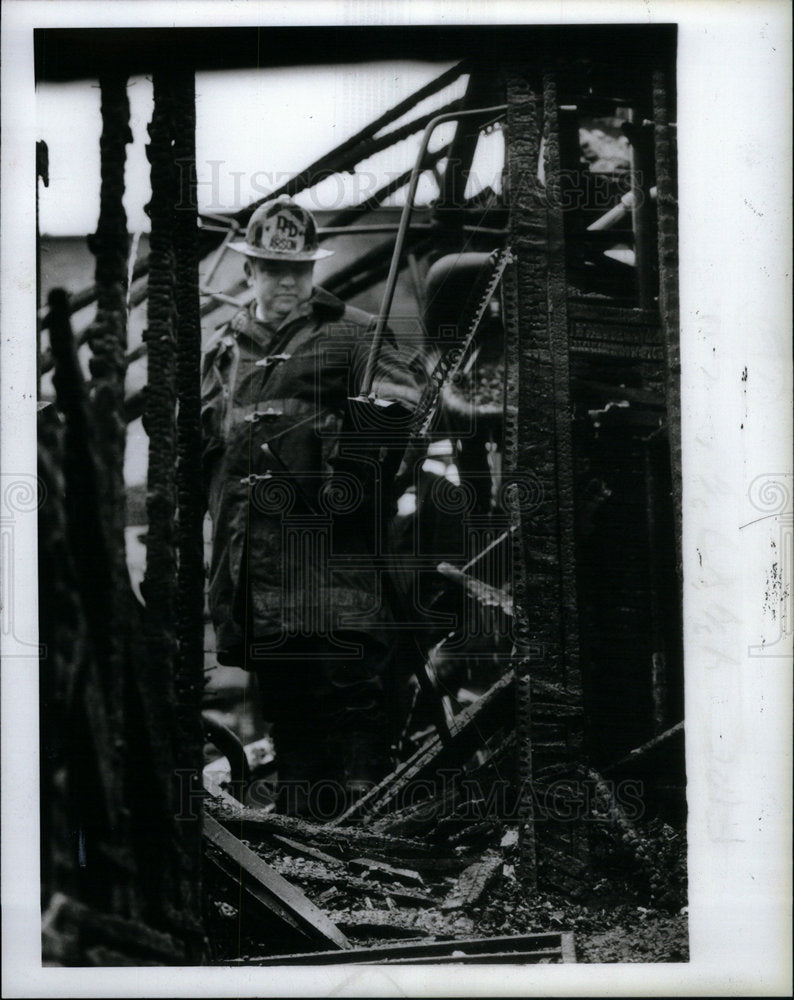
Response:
202,670,687,964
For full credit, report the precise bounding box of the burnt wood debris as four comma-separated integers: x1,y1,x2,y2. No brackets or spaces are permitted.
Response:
37,25,685,965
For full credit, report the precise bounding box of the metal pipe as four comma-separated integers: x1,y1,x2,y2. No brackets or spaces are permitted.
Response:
360,103,507,398
202,712,252,801
325,142,451,229
586,187,657,232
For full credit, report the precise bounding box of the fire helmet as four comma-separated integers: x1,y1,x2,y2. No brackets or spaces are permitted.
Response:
229,197,334,262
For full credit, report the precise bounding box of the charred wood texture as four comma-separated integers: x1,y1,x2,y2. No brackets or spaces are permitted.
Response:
502,68,543,886
44,289,131,911
41,73,138,921
171,67,207,918
504,66,583,708
203,814,351,951
143,68,179,679
503,61,588,883
206,796,434,862
39,68,206,965
653,67,682,591
139,65,205,955
233,930,575,966
84,73,132,802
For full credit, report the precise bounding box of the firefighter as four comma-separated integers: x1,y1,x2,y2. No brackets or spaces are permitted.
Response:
201,197,421,818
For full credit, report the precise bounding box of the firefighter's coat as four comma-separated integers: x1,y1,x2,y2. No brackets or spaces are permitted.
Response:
201,287,421,666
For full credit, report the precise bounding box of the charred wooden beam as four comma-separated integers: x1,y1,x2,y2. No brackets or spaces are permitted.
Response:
370,780,461,839
331,913,431,939
232,854,435,909
270,835,344,869
171,70,206,925
339,98,464,172
135,68,206,954
46,288,131,895
542,64,584,710
142,67,178,692
347,859,425,889
85,68,132,741
601,720,685,777
441,850,503,910
227,931,575,966
44,76,141,920
204,814,351,950
330,670,515,826
653,67,682,593
503,59,589,883
436,561,514,615
204,795,435,860
42,74,206,958
239,61,467,218
502,67,541,888
326,143,451,229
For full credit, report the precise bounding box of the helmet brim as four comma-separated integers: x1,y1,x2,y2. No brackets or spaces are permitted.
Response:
228,241,335,261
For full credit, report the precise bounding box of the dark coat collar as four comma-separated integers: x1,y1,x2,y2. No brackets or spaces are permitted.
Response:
308,285,346,320
244,285,345,331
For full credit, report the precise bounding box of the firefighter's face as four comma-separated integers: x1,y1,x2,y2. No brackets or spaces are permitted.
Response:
247,258,314,322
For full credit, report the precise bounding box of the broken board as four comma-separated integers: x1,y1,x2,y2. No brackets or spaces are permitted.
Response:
203,812,350,951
